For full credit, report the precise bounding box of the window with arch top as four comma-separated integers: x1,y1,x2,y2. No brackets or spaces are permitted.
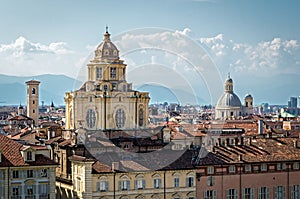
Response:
86,109,96,128
115,109,126,128
139,109,143,127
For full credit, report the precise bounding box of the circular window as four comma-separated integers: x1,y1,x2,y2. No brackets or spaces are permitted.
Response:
86,109,96,128
115,109,126,128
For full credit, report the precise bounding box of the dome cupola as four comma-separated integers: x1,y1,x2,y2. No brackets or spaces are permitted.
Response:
94,26,119,61
225,73,233,93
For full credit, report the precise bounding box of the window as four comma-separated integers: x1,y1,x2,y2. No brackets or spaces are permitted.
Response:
242,188,254,199
31,88,35,95
32,100,35,104
293,162,299,170
96,67,102,80
274,186,285,199
134,179,145,190
153,178,162,189
277,163,286,170
27,170,33,178
123,85,127,91
97,181,109,192
139,109,144,127
207,166,214,174
12,185,21,198
291,185,300,199
103,84,108,91
124,144,129,149
258,187,270,199
32,109,35,113
86,109,96,129
229,165,236,173
186,176,194,187
245,164,251,172
112,83,117,90
261,164,267,171
119,180,130,191
12,171,19,178
25,185,34,199
207,176,215,186
174,177,180,188
115,109,126,128
204,190,216,199
39,183,49,199
226,189,237,199
110,67,116,79
27,151,32,161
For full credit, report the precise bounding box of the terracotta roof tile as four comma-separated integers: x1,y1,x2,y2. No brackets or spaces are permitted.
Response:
0,134,57,167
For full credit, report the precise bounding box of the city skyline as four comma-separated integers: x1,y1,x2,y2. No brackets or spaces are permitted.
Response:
0,0,299,104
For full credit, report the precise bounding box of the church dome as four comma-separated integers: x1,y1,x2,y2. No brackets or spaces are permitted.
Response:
216,73,242,108
244,93,253,99
216,92,242,108
94,28,119,61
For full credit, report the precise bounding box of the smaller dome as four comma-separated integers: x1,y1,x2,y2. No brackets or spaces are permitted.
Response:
94,29,119,61
216,92,242,108
244,94,253,99
225,76,233,83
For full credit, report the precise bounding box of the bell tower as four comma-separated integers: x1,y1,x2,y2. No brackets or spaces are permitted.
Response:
26,80,40,126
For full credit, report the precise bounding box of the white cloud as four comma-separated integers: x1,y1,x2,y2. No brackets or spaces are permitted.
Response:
0,36,72,57
175,28,191,36
199,34,300,75
0,36,82,77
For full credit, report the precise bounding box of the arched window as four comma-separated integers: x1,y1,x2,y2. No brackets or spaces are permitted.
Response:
31,88,35,95
86,109,96,128
115,109,126,128
138,109,143,127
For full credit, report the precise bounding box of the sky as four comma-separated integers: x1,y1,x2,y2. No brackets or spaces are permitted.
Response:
0,0,299,105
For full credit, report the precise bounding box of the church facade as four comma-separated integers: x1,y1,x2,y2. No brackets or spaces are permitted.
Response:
65,30,150,131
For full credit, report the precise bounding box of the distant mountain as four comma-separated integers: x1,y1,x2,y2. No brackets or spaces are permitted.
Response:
135,84,207,105
0,72,298,107
0,74,82,106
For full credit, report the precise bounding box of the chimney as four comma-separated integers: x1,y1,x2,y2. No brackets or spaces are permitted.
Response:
112,162,119,171
238,154,242,161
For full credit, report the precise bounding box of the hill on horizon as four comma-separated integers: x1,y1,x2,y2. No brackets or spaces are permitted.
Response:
0,74,81,106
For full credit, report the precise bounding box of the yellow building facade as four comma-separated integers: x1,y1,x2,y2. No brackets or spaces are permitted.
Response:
65,30,150,131
0,134,57,199
69,156,196,199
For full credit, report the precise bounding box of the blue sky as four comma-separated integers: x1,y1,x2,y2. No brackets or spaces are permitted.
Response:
0,0,299,104
1,0,299,46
